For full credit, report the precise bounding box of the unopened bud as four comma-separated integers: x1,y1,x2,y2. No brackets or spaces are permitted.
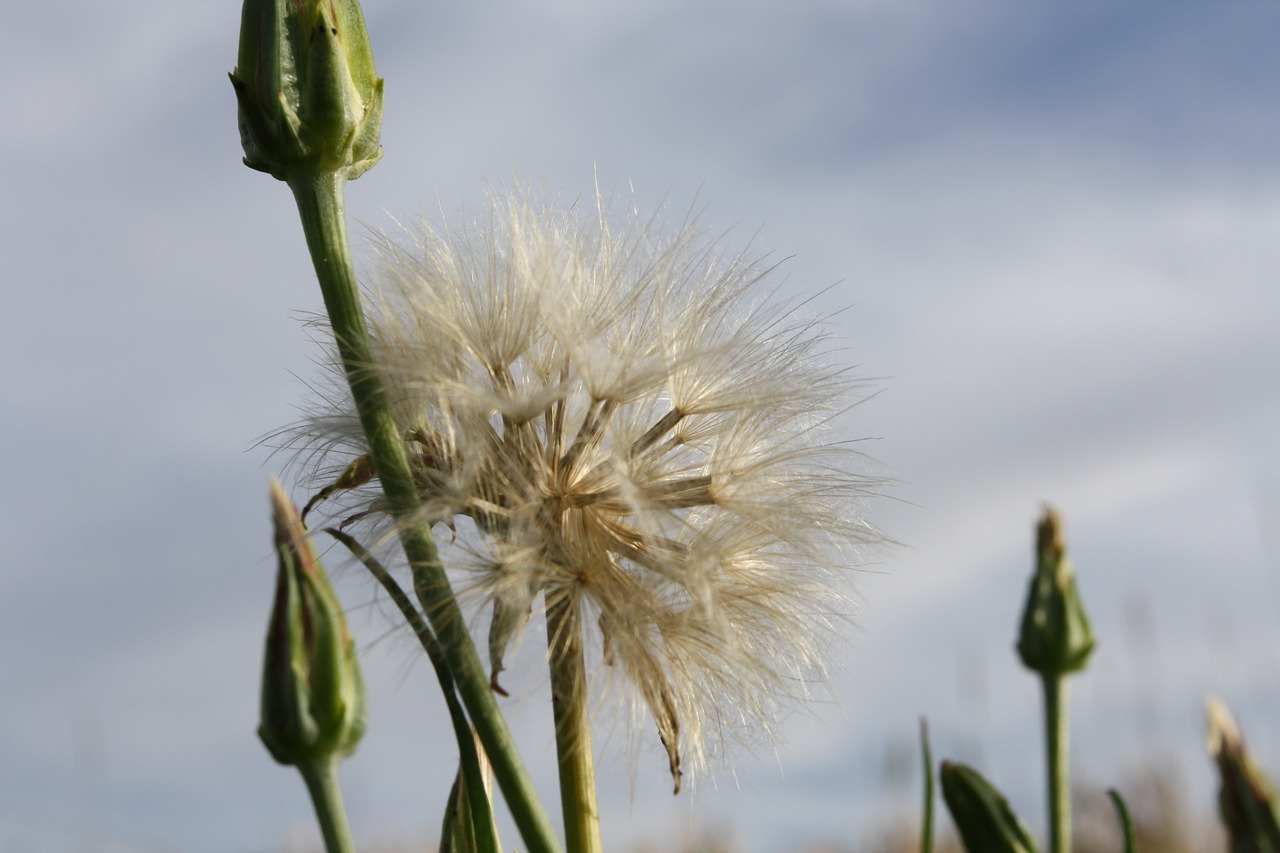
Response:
259,478,367,767
1017,507,1096,676
230,0,384,181
1207,697,1280,850
940,761,1040,853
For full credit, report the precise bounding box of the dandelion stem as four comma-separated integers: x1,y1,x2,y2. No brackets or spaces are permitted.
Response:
297,757,356,853
546,595,603,853
1042,673,1070,853
287,170,561,853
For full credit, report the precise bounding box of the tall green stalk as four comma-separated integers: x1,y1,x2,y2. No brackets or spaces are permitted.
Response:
287,172,561,853
1041,675,1068,853
233,2,560,849
546,598,603,853
919,718,934,853
1016,508,1094,853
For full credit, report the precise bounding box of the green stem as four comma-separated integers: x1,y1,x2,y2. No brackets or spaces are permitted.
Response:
919,717,934,853
287,170,560,853
298,757,356,853
328,529,499,853
1043,674,1069,853
546,596,603,853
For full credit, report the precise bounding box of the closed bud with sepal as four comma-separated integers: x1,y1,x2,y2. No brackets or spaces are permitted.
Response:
1017,507,1095,677
230,0,384,181
259,478,367,767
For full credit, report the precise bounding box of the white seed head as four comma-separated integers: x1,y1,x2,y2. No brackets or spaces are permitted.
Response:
288,187,885,787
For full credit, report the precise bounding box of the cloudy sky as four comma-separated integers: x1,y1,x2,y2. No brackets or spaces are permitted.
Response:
4,1,1280,850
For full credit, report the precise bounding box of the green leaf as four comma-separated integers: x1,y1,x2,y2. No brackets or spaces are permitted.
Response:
940,761,1039,853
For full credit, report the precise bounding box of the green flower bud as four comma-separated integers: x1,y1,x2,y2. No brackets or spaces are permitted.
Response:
1016,507,1096,676
230,0,384,181
940,761,1040,853
259,478,367,767
1207,697,1280,852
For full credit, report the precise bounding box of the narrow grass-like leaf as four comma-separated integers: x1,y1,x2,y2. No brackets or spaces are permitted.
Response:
1107,789,1136,853
327,529,500,853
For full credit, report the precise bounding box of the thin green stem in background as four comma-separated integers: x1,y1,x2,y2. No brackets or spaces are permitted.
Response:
919,717,934,853
546,597,603,853
1107,788,1137,853
1042,674,1069,853
287,170,560,853
297,757,356,853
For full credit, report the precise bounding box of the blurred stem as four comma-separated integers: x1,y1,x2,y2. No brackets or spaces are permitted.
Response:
546,597,603,853
920,718,934,853
298,757,355,853
1107,789,1137,853
1042,674,1069,853
287,170,560,853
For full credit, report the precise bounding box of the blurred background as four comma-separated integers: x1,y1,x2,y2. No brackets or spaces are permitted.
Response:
3,1,1279,850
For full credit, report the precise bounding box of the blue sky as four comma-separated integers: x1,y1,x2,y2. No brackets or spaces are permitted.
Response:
3,2,1280,850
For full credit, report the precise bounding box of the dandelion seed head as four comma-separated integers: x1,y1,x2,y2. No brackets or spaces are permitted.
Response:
287,186,886,786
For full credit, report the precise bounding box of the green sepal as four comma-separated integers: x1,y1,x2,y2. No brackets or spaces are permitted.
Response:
940,761,1040,853
1016,507,1096,677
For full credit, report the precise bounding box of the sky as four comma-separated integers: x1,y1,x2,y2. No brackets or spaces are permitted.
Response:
3,1,1280,851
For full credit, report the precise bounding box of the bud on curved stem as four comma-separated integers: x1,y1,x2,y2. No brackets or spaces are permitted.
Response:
260,479,364,853
1016,507,1095,853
